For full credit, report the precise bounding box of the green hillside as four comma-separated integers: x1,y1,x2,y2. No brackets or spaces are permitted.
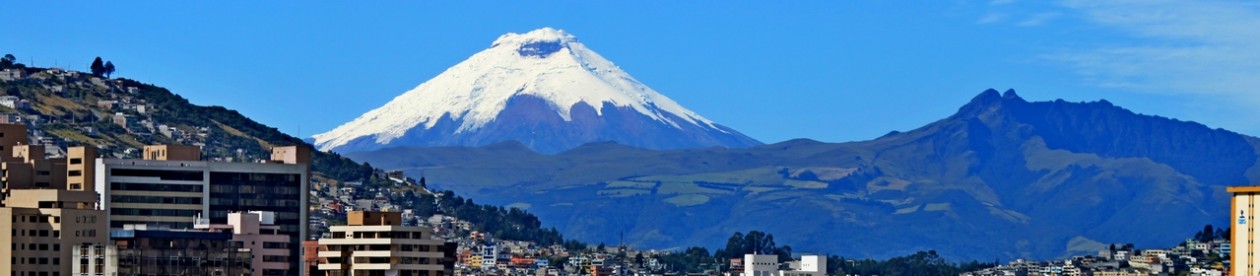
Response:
347,89,1260,260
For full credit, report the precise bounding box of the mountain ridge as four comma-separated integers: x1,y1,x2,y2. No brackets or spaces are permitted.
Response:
347,89,1253,260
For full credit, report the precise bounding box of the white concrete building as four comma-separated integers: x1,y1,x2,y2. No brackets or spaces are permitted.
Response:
482,243,499,270
744,254,779,276
783,255,826,276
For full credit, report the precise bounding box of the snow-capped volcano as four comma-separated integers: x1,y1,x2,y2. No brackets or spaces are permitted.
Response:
314,27,762,154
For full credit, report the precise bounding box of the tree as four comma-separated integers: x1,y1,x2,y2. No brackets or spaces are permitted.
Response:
104,61,116,78
90,57,105,77
0,54,14,68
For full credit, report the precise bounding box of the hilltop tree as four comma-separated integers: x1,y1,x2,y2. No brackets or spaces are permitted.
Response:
104,61,116,78
715,231,792,262
90,57,105,76
0,54,15,68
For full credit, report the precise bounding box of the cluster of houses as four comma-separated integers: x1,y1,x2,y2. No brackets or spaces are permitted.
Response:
964,239,1229,276
447,236,680,276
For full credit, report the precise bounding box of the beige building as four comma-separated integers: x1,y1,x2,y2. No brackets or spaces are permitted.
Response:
0,122,110,276
67,146,96,192
197,211,293,276
142,144,202,161
0,123,97,207
1231,186,1260,276
0,123,26,161
318,211,447,276
0,189,107,276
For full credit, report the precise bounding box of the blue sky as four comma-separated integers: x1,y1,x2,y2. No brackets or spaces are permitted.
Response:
3,1,1258,144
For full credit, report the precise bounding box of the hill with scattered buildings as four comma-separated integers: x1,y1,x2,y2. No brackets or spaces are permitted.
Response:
0,62,375,185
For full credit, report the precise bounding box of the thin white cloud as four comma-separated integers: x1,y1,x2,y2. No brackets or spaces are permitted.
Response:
1017,12,1060,26
977,12,1008,24
1048,1,1260,101
1040,0,1260,133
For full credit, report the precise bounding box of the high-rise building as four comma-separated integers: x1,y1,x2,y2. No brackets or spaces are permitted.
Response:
1230,186,1260,276
317,211,448,276
95,145,311,276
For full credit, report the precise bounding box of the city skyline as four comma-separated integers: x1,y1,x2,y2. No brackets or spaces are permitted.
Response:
3,1,1258,145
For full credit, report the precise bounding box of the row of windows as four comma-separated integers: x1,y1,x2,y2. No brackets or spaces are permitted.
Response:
209,185,301,195
12,214,57,223
208,198,301,208
79,262,106,274
263,242,288,249
111,182,203,192
116,256,251,268
209,172,300,184
352,257,392,264
110,221,192,229
398,257,434,264
11,256,59,265
331,231,430,239
11,271,60,276
13,229,58,237
400,244,434,252
112,168,204,181
13,243,60,251
111,208,201,217
262,255,288,263
111,195,203,205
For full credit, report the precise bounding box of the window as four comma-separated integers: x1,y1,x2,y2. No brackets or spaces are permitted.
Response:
69,158,82,165
68,170,82,177
263,242,287,249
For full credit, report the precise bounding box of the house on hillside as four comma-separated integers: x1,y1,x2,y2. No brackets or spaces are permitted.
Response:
0,68,24,81
0,96,19,109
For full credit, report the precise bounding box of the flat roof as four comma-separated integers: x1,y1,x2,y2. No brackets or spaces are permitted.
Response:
1227,186,1260,193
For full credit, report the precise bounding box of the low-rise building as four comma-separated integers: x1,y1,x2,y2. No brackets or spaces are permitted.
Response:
196,211,292,276
73,224,253,276
317,211,448,276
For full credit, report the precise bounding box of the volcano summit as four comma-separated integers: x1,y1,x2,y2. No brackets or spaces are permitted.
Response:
314,28,762,154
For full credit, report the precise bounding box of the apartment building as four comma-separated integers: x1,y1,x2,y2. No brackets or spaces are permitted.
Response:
317,211,447,276
0,189,107,276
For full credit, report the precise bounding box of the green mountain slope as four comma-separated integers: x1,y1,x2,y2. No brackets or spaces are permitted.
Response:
347,89,1259,260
